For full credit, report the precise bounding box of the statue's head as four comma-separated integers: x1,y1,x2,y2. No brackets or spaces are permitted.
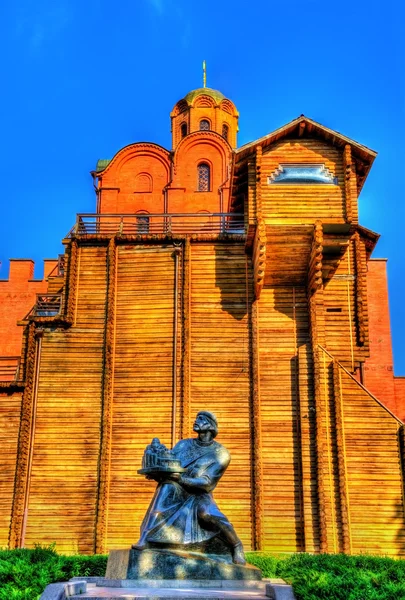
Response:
193,411,218,438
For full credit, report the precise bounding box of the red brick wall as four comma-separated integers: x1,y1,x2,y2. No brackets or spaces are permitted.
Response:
97,134,232,220
169,133,231,214
0,259,55,358
170,95,238,150
363,259,399,416
395,379,405,421
98,144,170,215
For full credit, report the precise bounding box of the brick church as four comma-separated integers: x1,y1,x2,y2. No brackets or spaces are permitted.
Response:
1,83,405,556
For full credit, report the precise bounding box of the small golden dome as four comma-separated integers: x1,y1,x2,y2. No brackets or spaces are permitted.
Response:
184,87,226,105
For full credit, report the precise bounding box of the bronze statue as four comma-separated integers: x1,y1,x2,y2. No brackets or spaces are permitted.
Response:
134,411,246,565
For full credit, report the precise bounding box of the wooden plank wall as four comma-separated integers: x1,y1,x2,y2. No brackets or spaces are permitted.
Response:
46,274,64,295
317,347,405,556
9,237,401,556
324,241,358,370
0,392,22,546
107,246,176,549
265,225,313,286
261,140,345,224
336,361,405,555
24,245,107,553
317,347,344,552
298,344,319,552
258,285,309,551
189,243,253,549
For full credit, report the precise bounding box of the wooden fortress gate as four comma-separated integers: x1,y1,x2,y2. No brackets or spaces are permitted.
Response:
2,123,405,557
3,220,405,557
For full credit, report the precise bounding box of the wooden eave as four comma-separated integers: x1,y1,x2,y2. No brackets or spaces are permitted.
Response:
235,115,377,193
356,224,380,257
65,233,246,245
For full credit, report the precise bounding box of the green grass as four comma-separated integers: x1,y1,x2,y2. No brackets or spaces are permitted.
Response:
0,545,107,600
246,552,405,600
2,547,405,600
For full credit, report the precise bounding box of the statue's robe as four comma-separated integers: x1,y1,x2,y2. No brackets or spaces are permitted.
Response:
138,438,231,545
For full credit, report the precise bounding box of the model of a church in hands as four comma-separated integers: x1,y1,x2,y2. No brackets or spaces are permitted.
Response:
139,438,185,475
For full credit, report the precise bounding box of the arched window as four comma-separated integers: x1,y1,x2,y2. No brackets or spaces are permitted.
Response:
180,122,187,138
136,211,150,234
134,172,153,193
197,163,210,192
199,119,210,131
222,123,229,141
268,164,338,185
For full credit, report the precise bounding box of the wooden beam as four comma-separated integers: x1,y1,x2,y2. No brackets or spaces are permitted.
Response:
9,323,37,548
66,240,79,324
298,343,320,552
354,233,368,349
181,239,191,440
253,220,266,299
343,144,357,224
250,299,264,550
307,222,329,552
95,238,117,554
308,221,323,294
333,361,352,554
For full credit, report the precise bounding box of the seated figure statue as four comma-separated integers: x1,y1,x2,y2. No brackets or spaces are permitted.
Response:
134,411,246,565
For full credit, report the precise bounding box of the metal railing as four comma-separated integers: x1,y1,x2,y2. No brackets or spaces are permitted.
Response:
26,294,63,318
66,213,245,237
0,357,20,382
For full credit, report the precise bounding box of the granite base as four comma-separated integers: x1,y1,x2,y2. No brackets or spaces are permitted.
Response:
106,548,262,581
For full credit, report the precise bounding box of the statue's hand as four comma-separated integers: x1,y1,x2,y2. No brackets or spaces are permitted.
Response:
145,472,182,483
146,473,166,482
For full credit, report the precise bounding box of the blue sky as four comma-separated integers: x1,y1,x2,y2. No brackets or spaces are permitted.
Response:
0,0,404,372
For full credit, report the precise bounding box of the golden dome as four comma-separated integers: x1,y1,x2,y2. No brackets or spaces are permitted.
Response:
184,87,226,105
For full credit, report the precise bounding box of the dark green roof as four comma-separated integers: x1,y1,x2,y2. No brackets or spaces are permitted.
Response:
96,159,111,172
184,87,225,104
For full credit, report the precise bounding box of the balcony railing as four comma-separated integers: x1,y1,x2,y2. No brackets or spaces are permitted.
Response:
47,254,66,278
0,357,20,382
66,213,245,238
25,294,63,318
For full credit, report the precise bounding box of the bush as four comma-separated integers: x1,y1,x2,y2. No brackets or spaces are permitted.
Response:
246,552,405,600
2,547,405,600
0,545,107,600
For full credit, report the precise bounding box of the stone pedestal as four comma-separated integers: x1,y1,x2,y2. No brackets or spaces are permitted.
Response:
106,548,262,581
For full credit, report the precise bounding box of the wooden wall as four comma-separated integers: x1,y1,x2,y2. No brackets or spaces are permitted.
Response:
5,237,405,556
0,392,22,546
337,363,405,554
23,245,107,553
297,343,320,553
316,346,344,552
315,347,405,555
107,245,176,549
323,242,357,370
258,285,310,551
323,237,369,371
261,139,346,224
189,243,253,550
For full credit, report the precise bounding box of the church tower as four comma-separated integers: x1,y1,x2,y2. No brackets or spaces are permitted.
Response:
170,87,239,150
